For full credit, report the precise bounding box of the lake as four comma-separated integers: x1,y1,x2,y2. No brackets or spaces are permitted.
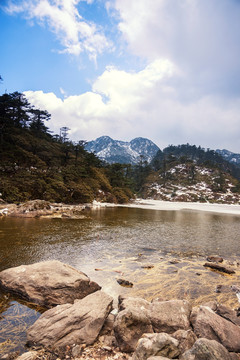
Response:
0,206,240,355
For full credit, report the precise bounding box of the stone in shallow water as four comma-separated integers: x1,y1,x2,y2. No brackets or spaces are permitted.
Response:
0,260,101,307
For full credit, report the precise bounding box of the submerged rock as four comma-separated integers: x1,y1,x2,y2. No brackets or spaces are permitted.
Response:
117,279,133,287
27,290,113,349
206,255,224,263
203,262,235,274
0,260,101,307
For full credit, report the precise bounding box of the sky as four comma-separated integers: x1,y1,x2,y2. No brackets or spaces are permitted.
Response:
1,0,240,152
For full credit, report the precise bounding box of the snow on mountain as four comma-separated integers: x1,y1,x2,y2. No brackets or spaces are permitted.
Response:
216,149,240,166
85,136,160,164
143,163,240,204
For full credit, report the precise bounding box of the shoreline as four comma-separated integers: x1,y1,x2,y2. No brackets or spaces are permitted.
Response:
96,199,240,216
1,198,240,218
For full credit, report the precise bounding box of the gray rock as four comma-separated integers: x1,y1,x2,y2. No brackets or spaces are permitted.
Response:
132,333,180,360
27,290,113,349
190,305,240,352
180,338,232,360
150,299,191,333
114,308,153,352
172,329,197,354
0,260,101,307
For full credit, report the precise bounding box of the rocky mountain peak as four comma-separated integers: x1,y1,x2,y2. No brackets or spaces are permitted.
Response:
85,136,160,164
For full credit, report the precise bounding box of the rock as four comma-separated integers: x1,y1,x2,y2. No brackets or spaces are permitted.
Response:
147,357,171,360
114,297,191,351
180,338,232,360
132,333,180,360
231,285,240,293
216,284,223,293
27,290,113,349
216,304,240,326
141,264,154,269
117,279,133,287
172,329,197,354
114,308,153,352
118,295,151,312
0,260,101,307
206,255,224,263
190,305,240,352
150,299,191,333
16,351,39,360
203,262,235,274
230,354,240,360
100,313,115,335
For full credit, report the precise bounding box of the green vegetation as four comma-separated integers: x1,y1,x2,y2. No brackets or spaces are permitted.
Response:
1,90,239,204
0,92,134,204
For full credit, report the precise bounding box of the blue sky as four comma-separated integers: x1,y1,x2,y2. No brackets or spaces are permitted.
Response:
1,0,240,152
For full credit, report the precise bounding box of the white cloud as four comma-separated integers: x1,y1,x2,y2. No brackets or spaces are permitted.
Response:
24,59,240,152
4,0,111,59
112,0,240,97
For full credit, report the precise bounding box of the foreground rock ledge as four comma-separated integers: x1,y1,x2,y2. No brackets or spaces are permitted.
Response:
0,260,101,308
27,290,113,349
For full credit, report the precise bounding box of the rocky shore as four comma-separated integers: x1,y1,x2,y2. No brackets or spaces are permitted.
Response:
0,260,240,360
0,200,109,219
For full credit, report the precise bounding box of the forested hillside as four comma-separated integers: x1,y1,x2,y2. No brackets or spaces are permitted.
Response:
0,92,133,204
1,91,240,205
141,144,240,203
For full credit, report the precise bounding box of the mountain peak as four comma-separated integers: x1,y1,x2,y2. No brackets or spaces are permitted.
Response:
85,136,160,164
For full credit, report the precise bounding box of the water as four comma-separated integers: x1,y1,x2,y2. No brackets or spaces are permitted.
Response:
0,206,240,355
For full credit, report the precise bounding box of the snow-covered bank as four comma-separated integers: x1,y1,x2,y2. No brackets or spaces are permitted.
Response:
122,199,240,215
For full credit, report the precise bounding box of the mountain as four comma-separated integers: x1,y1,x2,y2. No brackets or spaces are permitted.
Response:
142,162,240,204
216,149,240,166
85,136,160,164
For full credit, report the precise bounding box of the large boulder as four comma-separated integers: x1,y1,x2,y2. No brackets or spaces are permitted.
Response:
0,260,101,307
114,308,153,352
132,333,180,360
114,297,191,352
27,290,113,349
150,299,191,333
190,305,240,352
180,338,232,360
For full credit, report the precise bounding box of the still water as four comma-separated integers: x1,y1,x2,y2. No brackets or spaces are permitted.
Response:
0,206,240,354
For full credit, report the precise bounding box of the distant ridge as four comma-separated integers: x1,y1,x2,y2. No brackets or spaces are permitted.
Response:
216,149,240,166
85,136,160,164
